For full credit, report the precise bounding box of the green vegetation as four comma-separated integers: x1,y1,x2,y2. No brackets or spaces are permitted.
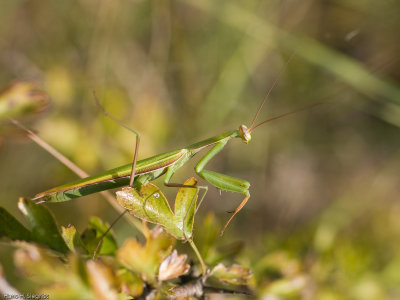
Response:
1,0,400,299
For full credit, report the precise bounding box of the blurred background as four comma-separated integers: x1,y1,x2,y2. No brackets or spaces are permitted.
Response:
1,0,400,298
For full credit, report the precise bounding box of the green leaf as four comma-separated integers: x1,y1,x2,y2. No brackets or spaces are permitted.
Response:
14,244,68,284
209,263,252,286
116,268,143,297
116,178,199,239
173,177,198,239
117,185,174,227
17,198,69,253
88,217,118,256
0,207,32,242
14,244,95,299
80,228,98,256
262,276,308,298
61,225,87,254
194,212,220,263
117,227,175,283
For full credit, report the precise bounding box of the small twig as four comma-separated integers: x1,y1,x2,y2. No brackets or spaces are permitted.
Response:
10,118,87,178
188,239,206,276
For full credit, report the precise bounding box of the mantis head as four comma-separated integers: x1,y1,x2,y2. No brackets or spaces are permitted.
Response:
239,125,251,144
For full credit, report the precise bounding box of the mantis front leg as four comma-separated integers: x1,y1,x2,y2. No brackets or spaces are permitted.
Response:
194,141,250,234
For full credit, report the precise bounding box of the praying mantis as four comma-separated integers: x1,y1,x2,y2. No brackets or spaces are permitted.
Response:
33,88,321,234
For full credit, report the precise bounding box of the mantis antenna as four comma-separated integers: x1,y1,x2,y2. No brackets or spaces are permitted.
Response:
250,102,324,133
249,53,296,131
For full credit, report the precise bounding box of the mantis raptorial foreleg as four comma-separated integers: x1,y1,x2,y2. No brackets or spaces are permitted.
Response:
194,140,250,234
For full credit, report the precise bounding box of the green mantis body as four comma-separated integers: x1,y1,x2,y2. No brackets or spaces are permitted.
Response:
35,127,251,231
34,83,320,232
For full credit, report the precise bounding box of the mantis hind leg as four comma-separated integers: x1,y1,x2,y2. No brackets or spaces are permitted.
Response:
93,92,140,187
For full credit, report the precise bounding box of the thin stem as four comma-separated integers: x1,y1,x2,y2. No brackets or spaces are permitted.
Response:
10,118,145,235
10,119,87,178
188,239,206,276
